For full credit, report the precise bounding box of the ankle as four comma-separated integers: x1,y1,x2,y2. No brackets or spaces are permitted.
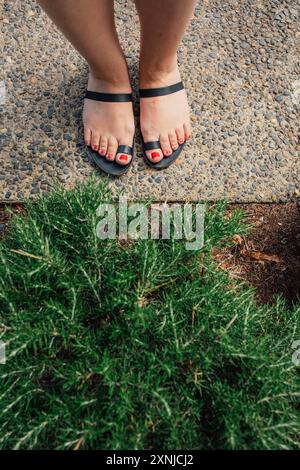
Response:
139,55,180,88
88,66,132,93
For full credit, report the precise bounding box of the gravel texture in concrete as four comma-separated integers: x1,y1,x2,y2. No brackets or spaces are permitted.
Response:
1,0,299,202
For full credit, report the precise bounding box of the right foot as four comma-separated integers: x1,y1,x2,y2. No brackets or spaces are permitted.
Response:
83,72,135,166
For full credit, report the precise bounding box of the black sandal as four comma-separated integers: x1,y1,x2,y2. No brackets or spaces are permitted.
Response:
139,82,186,170
85,90,135,176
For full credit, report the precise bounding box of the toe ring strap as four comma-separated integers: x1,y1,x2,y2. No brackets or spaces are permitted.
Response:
118,144,133,155
143,141,161,151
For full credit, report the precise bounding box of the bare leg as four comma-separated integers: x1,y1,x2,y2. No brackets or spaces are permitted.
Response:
37,0,135,165
135,0,196,163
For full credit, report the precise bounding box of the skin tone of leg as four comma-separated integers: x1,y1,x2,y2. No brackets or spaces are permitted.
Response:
37,0,135,165
134,0,197,163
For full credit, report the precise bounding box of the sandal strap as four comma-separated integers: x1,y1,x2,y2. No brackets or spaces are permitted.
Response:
143,141,161,151
85,91,133,102
139,81,184,98
118,144,133,155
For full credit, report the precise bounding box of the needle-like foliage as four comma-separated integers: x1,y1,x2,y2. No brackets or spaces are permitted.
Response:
0,176,299,449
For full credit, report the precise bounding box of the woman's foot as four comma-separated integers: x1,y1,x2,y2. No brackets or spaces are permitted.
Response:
139,60,192,164
83,71,135,166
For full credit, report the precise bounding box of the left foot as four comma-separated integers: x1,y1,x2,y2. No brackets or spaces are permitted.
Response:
139,60,192,164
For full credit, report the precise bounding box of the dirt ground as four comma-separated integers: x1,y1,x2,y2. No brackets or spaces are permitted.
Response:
1,202,299,306
220,202,300,305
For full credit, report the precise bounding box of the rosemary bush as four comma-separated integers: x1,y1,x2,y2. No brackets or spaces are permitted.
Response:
0,177,299,449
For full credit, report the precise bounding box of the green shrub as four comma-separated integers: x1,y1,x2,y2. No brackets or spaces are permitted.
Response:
0,177,299,449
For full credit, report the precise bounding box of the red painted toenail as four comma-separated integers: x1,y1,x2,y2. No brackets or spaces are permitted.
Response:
119,154,128,161
100,149,105,155
93,145,98,151
151,152,160,159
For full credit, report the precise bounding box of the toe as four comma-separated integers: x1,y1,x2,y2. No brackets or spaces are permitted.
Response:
115,151,132,166
169,131,179,151
84,127,91,147
106,136,118,161
143,130,163,163
99,135,108,157
184,122,192,141
91,131,100,152
160,134,173,157
176,127,185,145
116,131,133,166
146,148,163,163
116,136,134,166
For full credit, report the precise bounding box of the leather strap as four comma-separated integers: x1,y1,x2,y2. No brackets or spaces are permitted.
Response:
117,144,133,155
139,81,184,98
85,90,133,102
143,141,161,151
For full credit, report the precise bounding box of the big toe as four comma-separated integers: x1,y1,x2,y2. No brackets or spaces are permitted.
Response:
115,139,134,166
145,148,164,163
115,152,132,166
